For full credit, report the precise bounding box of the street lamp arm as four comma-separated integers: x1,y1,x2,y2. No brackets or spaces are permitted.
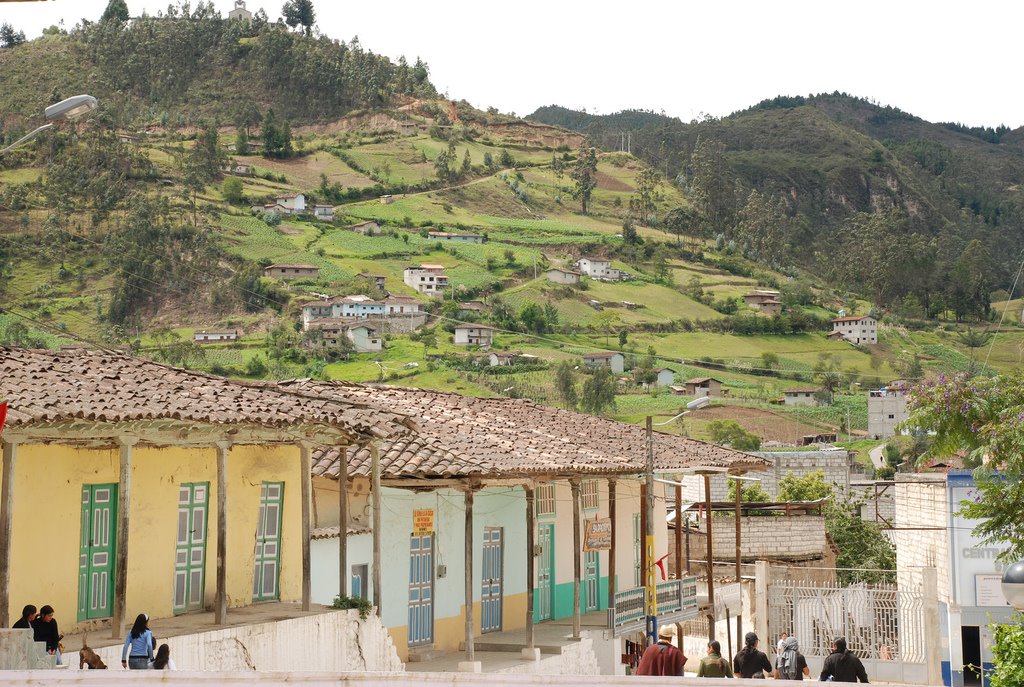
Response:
0,123,53,155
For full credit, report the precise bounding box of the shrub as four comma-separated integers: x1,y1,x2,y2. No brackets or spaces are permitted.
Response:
332,594,373,619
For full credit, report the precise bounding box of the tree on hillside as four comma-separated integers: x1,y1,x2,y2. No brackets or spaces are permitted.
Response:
282,0,316,36
621,218,639,245
950,239,992,321
261,109,293,159
629,168,662,226
100,0,130,23
737,189,791,264
570,146,598,214
580,367,617,415
664,205,698,248
688,137,736,233
555,361,578,410
235,127,249,155
222,176,244,205
187,125,226,184
707,419,761,451
0,23,26,48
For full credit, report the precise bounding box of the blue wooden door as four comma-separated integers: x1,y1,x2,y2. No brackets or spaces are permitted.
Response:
408,534,434,646
481,527,503,633
537,523,554,621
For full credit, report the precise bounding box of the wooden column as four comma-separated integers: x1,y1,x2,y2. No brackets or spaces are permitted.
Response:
464,486,476,662
0,438,19,628
299,442,313,612
675,483,683,580
338,446,349,598
704,473,715,642
734,472,743,647
570,479,582,639
639,482,647,590
524,485,535,650
215,441,230,625
607,478,616,611
370,442,382,614
111,436,137,639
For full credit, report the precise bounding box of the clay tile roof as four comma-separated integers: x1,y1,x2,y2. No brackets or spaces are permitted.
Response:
282,380,770,480
0,348,413,441
831,315,870,323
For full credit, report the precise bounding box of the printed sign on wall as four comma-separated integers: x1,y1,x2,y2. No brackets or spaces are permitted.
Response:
584,518,612,551
413,509,434,534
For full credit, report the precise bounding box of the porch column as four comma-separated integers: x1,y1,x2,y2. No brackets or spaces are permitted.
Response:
370,442,382,613
607,478,616,611
338,445,349,598
674,481,683,640
524,484,535,651
111,436,137,639
215,440,230,625
463,486,477,664
570,479,582,639
299,442,313,612
704,473,714,642
0,437,19,628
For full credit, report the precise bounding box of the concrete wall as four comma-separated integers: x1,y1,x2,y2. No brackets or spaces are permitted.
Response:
8,443,304,632
868,393,908,438
66,609,401,672
677,450,852,502
670,515,826,565
894,476,950,603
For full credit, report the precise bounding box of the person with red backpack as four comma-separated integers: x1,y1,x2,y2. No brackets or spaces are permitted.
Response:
634,625,686,676
820,637,869,683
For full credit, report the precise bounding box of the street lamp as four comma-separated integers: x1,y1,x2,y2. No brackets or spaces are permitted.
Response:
1001,561,1024,610
0,94,98,154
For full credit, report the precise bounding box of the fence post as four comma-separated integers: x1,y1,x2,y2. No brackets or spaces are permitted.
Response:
923,566,942,685
754,560,769,648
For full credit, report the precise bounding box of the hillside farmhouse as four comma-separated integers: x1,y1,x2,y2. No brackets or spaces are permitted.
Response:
453,324,494,348
351,220,381,236
403,264,449,296
545,268,581,285
275,192,306,215
683,377,722,398
427,231,484,244
264,264,319,280
582,351,625,374
831,315,878,345
193,329,239,343
784,388,819,407
574,257,626,281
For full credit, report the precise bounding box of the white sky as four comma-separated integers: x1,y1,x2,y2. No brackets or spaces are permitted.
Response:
2,0,1022,128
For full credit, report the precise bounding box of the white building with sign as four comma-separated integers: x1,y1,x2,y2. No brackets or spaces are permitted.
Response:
894,472,1014,687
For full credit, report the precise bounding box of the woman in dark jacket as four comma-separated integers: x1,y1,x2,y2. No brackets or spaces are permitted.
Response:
31,605,62,663
734,631,773,678
12,604,37,629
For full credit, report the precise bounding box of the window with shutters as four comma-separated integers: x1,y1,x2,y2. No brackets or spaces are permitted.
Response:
581,480,599,511
536,484,556,517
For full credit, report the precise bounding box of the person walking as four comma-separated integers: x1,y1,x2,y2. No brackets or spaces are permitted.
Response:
820,637,869,683
31,605,63,664
634,625,686,676
697,640,734,678
121,613,154,670
734,631,773,679
151,643,176,671
774,635,810,680
12,604,37,629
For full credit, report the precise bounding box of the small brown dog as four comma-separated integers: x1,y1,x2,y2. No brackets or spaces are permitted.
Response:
79,636,107,670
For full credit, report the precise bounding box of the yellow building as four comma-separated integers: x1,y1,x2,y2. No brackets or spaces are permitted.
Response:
0,347,412,634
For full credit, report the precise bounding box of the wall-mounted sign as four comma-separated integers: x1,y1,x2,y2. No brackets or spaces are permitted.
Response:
413,509,434,534
976,574,1010,608
584,518,612,551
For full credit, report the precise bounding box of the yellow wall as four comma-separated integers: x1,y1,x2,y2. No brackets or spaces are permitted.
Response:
7,442,304,632
391,591,528,660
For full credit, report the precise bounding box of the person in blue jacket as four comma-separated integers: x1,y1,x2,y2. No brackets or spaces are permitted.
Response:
121,613,154,670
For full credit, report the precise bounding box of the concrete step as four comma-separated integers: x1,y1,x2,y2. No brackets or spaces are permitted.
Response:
406,647,446,662
462,640,564,655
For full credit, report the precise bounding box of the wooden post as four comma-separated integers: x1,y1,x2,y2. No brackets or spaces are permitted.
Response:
639,482,647,590
607,478,616,611
370,442,382,614
339,446,349,598
734,473,743,651
0,438,18,628
704,473,714,642
215,441,230,625
111,436,137,639
464,486,476,662
524,485,535,650
675,483,683,580
570,479,582,639
299,442,313,612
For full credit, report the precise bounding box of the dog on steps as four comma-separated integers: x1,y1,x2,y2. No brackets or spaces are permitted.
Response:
79,636,107,670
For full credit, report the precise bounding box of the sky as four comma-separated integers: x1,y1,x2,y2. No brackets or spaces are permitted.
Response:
2,0,1022,128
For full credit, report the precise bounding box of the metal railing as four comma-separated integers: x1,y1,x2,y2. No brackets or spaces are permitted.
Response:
608,577,698,636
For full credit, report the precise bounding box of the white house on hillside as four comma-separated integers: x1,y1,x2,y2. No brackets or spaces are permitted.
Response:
545,268,581,285
275,192,306,214
831,315,877,345
404,264,449,296
582,351,625,374
574,257,625,281
783,388,819,407
453,324,494,348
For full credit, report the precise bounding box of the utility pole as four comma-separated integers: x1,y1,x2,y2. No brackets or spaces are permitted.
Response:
644,416,658,646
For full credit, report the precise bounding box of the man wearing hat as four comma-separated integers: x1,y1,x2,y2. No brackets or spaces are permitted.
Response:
734,631,773,678
634,624,686,676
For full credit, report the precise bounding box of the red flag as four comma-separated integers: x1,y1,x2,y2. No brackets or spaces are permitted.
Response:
0,401,6,434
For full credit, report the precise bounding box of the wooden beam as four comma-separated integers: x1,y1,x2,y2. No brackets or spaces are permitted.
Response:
524,484,535,650
339,446,349,599
675,483,683,584
215,441,230,625
111,436,137,639
607,478,616,611
464,487,476,662
0,438,19,628
370,442,382,614
300,442,313,612
570,479,582,640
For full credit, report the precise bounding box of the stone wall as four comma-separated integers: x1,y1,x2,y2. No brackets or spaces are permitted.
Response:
67,609,402,673
894,475,951,603
676,449,853,502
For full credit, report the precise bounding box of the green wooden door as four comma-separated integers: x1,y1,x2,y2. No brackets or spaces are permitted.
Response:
252,481,284,602
78,484,118,621
173,482,209,614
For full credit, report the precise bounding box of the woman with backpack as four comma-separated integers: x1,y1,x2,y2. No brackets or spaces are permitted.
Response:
697,640,734,678
774,636,810,680
734,631,773,678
